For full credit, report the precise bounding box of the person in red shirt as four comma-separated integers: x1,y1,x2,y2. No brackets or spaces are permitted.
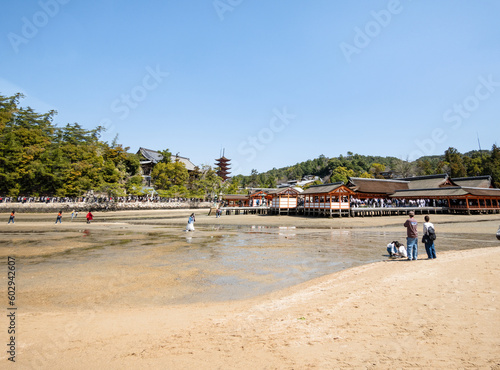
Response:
86,211,94,224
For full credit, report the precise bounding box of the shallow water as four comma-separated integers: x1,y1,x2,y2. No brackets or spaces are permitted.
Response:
5,225,498,310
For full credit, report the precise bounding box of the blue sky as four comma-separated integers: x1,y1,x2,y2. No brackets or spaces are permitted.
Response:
1,0,499,176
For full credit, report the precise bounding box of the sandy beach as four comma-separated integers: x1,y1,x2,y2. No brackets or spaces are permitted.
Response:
1,211,499,368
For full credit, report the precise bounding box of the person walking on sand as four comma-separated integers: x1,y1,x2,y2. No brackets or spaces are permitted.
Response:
404,211,418,260
71,209,78,220
8,210,15,224
55,210,63,224
423,215,437,259
86,211,93,224
185,213,195,232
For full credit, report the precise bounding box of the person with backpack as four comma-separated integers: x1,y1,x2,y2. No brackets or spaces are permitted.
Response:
423,215,437,259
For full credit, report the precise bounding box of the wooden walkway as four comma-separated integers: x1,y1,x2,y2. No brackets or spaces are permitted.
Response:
219,206,500,217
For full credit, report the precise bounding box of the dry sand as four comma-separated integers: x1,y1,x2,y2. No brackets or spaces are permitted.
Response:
1,211,500,369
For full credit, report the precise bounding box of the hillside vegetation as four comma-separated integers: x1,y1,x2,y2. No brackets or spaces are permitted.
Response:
233,148,500,189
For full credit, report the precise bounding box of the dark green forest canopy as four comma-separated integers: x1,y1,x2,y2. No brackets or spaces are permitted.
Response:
0,93,224,199
1,93,499,196
0,93,141,197
233,148,500,189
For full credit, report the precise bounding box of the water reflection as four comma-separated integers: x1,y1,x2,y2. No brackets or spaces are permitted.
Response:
8,225,498,308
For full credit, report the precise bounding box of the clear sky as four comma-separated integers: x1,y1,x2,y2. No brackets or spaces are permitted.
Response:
1,0,499,175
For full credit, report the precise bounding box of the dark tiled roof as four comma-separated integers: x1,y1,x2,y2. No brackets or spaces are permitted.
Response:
138,147,163,163
391,186,500,198
462,187,500,196
301,183,354,195
390,187,468,198
137,147,196,171
267,188,301,196
396,174,456,189
347,177,409,194
452,176,492,188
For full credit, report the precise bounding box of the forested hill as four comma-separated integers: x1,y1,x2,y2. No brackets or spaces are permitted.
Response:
0,93,226,199
232,148,500,189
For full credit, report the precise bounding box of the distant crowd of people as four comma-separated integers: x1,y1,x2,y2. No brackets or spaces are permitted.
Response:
351,198,448,208
0,196,210,204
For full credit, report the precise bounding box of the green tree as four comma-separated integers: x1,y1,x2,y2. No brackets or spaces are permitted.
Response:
359,171,374,178
444,147,467,177
330,167,354,183
484,144,500,187
415,159,434,176
151,161,189,190
196,166,223,199
369,163,386,179
158,149,172,164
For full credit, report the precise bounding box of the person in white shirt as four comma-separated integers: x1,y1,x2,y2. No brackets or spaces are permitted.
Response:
397,242,407,258
386,241,398,257
422,215,437,259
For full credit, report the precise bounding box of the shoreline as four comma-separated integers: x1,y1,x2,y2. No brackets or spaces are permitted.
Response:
2,210,500,368
8,247,500,369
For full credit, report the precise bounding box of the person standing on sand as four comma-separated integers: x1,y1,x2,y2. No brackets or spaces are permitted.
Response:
404,211,418,260
86,211,94,224
423,215,437,259
8,210,15,224
55,210,63,224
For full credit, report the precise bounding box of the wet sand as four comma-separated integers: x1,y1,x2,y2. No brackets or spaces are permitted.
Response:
1,210,499,368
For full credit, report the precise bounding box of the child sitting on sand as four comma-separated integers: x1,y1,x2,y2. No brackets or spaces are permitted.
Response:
396,242,407,258
387,241,407,258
